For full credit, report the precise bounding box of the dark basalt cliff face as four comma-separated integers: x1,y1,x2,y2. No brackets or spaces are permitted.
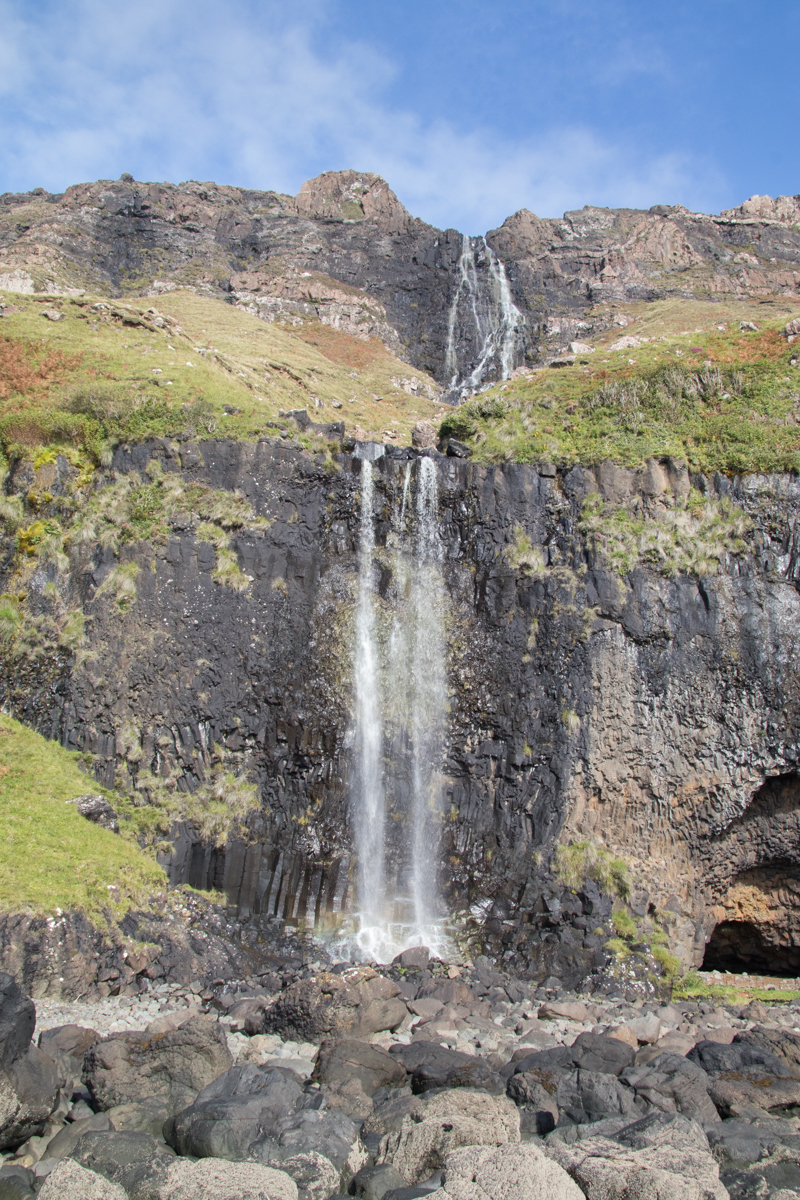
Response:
3,439,800,976
2,171,800,388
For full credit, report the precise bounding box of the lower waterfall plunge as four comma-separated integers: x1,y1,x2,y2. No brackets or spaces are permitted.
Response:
347,456,450,961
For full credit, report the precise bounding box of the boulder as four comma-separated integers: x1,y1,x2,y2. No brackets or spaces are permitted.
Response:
706,1114,800,1168
511,1032,635,1080
250,1107,364,1177
688,1038,800,1115
441,1142,583,1200
377,1089,520,1184
505,1071,559,1136
67,794,119,833
82,1016,232,1113
106,1096,173,1136
537,1002,589,1023
0,977,35,1071
143,1158,298,1200
543,1112,728,1200
0,1165,35,1200
362,1090,417,1142
38,1026,100,1063
444,1061,504,1096
0,1045,60,1151
36,1160,126,1200
417,979,473,1008
165,1065,307,1159
620,1052,719,1124
166,1064,362,1175
42,1113,111,1160
688,1039,795,1077
314,1039,407,1096
389,1042,477,1094
407,999,443,1020
352,1163,407,1200
260,1151,338,1200
260,970,407,1042
70,1129,176,1187
735,1025,800,1075
393,947,430,970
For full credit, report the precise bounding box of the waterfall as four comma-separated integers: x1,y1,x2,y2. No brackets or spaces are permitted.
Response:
444,234,522,397
344,455,450,962
352,458,385,933
409,456,447,937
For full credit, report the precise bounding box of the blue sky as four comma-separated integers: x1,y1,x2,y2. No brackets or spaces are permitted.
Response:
0,0,797,233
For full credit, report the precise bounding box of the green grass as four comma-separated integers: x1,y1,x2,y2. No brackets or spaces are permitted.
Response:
440,302,800,475
0,713,164,918
673,971,800,1003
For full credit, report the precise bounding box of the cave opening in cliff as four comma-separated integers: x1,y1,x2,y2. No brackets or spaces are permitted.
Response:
702,920,800,975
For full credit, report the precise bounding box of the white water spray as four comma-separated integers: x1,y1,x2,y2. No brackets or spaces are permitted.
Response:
352,458,385,930
343,456,452,962
444,234,522,396
409,457,448,938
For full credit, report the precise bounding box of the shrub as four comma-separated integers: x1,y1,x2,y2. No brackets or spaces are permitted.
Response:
652,945,681,979
612,909,638,940
554,838,631,899
506,525,546,574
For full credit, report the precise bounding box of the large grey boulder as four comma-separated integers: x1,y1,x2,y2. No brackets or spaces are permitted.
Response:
70,1128,176,1184
36,1159,127,1200
165,1065,307,1160
620,1052,719,1124
511,1033,635,1079
441,1142,583,1200
258,969,407,1042
735,1025,800,1075
0,976,34,1071
688,1039,800,1116
543,1111,728,1200
314,1039,407,1096
0,975,60,1152
0,1044,60,1151
166,1064,362,1175
0,1164,35,1200
137,1158,298,1200
82,1016,232,1113
377,1089,520,1184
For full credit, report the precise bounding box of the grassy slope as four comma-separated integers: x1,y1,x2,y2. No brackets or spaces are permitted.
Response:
0,286,445,455
442,296,800,474
0,713,164,917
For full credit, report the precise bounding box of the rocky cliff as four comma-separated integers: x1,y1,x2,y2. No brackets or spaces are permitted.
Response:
3,436,799,980
2,171,800,392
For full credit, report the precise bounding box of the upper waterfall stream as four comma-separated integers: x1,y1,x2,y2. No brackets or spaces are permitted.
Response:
444,234,522,398
344,455,451,962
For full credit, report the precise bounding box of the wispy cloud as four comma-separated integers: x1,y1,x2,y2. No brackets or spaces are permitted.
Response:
0,0,725,231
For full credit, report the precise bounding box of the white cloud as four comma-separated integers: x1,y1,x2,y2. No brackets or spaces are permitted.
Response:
0,0,725,231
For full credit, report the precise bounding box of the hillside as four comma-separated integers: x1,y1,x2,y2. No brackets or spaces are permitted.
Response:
0,713,164,917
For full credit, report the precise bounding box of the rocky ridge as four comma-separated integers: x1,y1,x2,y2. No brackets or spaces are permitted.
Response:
2,171,800,388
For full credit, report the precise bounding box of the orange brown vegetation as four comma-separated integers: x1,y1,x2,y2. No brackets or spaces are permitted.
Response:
293,322,389,368
0,337,81,404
